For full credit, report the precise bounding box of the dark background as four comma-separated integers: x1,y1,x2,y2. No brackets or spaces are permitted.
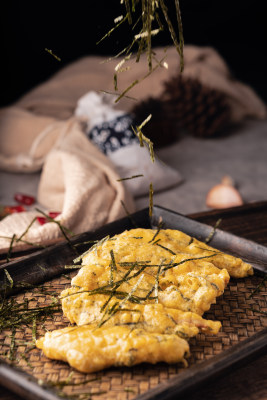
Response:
1,0,267,107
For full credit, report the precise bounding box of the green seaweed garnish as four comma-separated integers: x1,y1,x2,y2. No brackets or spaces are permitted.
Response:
205,219,222,244
4,269,13,288
73,235,110,264
44,48,61,61
156,243,176,255
117,174,144,181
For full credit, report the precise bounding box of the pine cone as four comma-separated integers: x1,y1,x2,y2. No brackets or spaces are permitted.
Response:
131,97,178,148
162,75,231,138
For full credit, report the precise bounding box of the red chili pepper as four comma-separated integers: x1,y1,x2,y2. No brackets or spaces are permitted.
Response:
14,193,36,206
0,205,26,220
5,205,26,214
37,216,47,225
48,212,61,219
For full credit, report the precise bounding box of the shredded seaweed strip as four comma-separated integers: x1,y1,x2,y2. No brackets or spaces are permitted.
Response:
117,174,144,181
38,375,105,400
20,353,34,369
98,273,144,328
249,275,267,299
44,48,61,61
64,265,82,270
132,115,155,162
73,235,110,264
98,0,184,101
0,234,46,256
0,297,61,331
38,374,99,389
188,237,194,246
154,265,162,303
124,388,136,393
149,219,163,243
4,269,13,288
205,218,222,244
109,250,116,285
162,253,218,272
156,243,176,255
74,240,98,248
35,208,77,254
115,53,167,103
159,0,184,72
6,234,16,263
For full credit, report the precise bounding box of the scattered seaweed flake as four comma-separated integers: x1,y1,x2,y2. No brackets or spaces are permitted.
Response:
74,240,98,248
35,208,76,251
175,0,184,70
162,254,217,272
205,218,222,244
117,174,144,181
99,274,144,328
8,326,16,361
159,0,184,72
32,317,37,344
6,234,16,263
44,48,61,61
20,353,34,369
154,265,162,303
156,243,176,255
96,14,128,45
149,219,163,243
4,269,13,288
249,275,267,299
124,388,136,393
188,237,194,246
73,235,110,264
110,249,117,275
17,217,38,242
132,115,155,163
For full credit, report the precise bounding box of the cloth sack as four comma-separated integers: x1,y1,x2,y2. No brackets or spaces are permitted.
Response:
0,111,135,249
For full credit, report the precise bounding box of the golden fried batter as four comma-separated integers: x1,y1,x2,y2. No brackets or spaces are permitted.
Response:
37,228,252,373
79,229,253,278
61,288,221,338
36,326,189,373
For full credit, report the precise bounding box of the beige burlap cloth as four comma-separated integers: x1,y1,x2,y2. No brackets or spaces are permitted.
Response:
0,45,266,249
0,111,134,249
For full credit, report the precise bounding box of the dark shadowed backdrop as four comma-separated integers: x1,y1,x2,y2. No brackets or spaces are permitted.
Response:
1,0,267,106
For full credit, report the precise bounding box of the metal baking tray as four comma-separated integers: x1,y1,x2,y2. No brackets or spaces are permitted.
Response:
0,205,266,400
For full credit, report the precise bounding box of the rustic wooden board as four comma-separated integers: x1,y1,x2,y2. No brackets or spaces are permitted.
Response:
0,206,266,400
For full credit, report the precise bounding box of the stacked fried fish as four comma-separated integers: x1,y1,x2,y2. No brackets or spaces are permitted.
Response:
36,228,253,373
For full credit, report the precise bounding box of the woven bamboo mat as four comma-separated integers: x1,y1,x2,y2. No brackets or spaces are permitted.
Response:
0,271,266,400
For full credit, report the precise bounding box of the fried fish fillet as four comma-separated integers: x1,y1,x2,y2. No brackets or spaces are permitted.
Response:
71,230,231,315
61,288,221,338
36,326,189,373
79,229,253,278
37,228,252,373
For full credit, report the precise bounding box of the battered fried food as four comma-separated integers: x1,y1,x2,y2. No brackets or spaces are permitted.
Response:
61,288,222,338
36,227,253,373
36,326,190,373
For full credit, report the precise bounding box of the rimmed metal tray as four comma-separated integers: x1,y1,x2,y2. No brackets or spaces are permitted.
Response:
0,206,266,400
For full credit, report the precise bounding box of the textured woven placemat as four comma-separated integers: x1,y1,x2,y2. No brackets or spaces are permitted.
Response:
0,270,266,400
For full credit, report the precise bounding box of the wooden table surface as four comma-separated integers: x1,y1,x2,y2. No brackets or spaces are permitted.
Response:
1,201,267,400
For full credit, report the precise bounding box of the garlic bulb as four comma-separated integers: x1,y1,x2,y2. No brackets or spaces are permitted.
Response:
206,176,243,209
